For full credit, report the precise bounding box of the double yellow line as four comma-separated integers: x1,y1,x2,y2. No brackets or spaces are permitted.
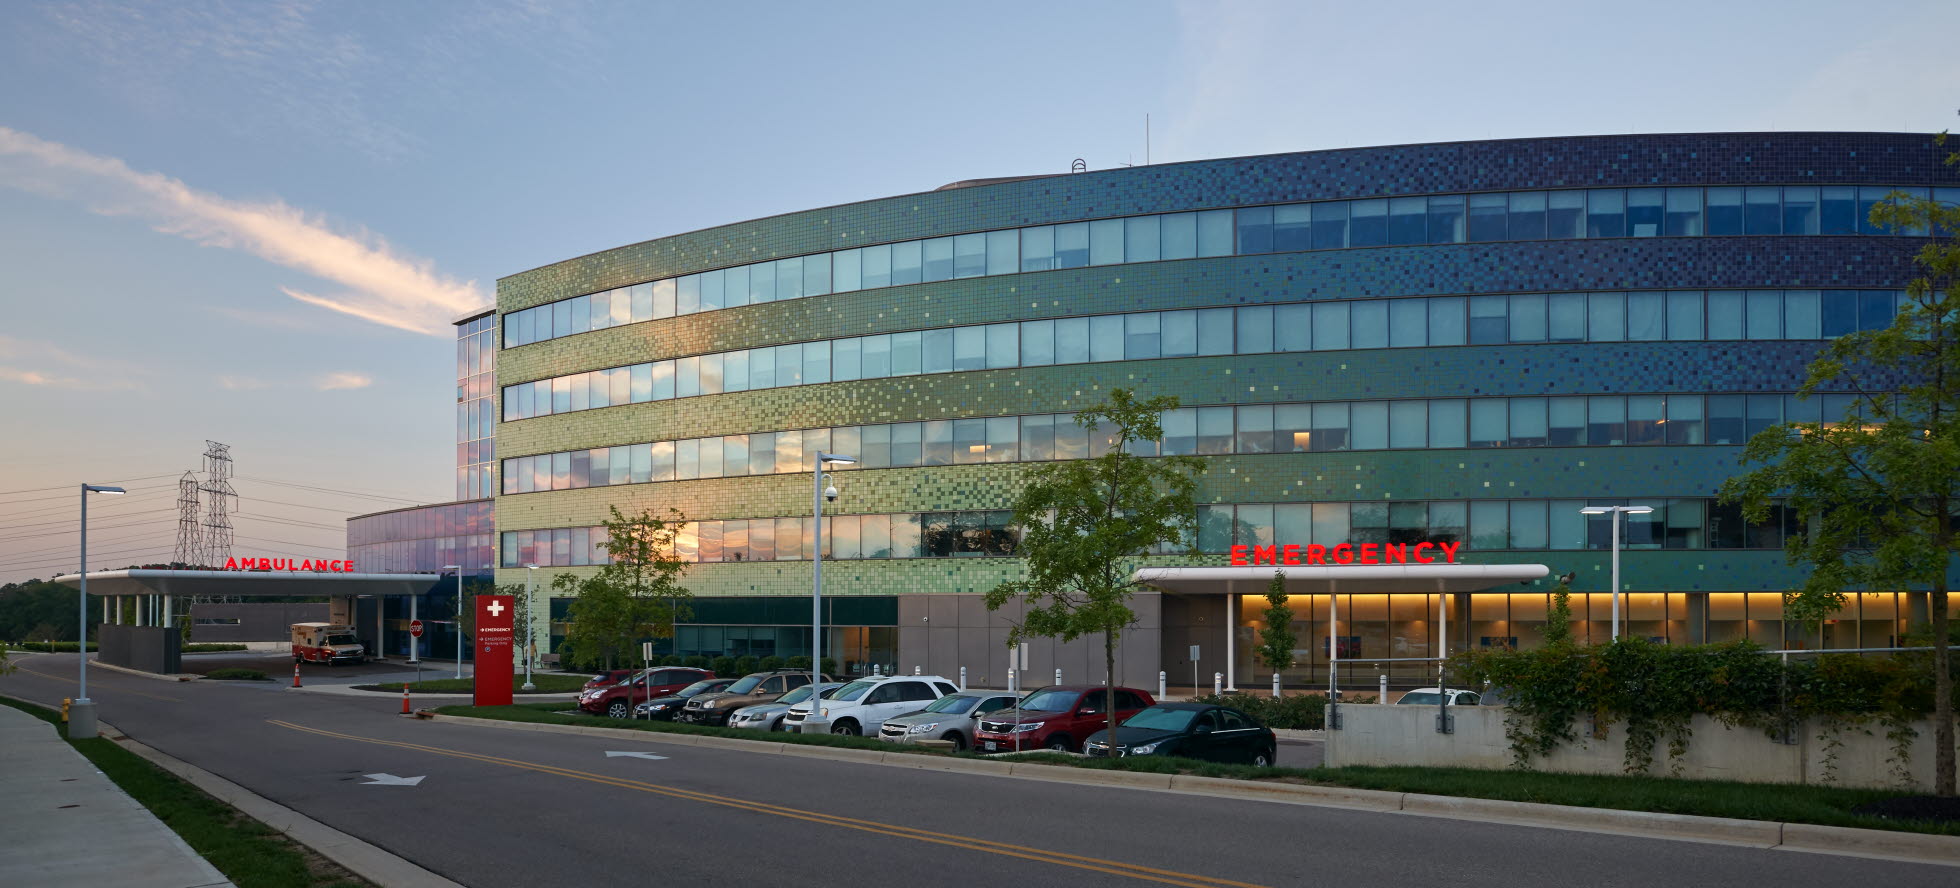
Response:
270,719,1269,888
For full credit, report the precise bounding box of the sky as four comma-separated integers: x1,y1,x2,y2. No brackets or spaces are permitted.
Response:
1,0,1955,583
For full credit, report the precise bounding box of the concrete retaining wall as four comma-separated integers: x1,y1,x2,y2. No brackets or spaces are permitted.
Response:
98,625,181,674
1326,704,1957,792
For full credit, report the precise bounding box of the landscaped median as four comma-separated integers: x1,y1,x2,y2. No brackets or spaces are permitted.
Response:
428,701,1960,855
354,673,589,694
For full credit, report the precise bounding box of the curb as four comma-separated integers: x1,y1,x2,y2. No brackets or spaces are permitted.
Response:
100,722,467,888
421,712,1960,867
88,659,203,682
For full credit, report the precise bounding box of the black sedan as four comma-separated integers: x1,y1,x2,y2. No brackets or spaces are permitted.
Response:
631,678,737,720
1083,703,1277,766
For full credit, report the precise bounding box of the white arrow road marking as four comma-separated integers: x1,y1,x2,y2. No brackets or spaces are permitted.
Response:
361,773,426,786
604,751,668,760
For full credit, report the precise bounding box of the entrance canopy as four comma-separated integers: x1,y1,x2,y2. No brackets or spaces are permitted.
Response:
56,569,441,598
1134,563,1549,595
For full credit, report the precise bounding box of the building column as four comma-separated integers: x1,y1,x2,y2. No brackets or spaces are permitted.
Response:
1223,585,1238,692
376,596,386,660
407,594,420,663
162,593,172,629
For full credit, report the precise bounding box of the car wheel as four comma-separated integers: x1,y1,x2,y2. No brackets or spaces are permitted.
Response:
769,717,784,732
940,731,968,752
1252,750,1273,768
831,720,860,736
1045,735,1072,753
607,702,630,719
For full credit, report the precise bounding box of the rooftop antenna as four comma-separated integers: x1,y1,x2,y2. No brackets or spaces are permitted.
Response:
1146,113,1151,165
1071,158,1087,174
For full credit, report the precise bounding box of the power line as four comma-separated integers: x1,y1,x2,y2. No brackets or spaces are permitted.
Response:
237,476,429,505
0,507,179,532
0,486,175,514
0,526,180,560
234,512,351,532
0,474,178,499
2,515,179,542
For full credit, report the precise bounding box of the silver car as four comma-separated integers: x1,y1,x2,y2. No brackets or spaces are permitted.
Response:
877,691,1020,751
726,682,843,732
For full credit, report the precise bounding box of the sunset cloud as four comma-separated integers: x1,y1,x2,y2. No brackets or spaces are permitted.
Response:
0,126,483,337
316,372,373,391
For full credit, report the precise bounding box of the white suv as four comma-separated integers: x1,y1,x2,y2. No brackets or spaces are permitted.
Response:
784,674,959,736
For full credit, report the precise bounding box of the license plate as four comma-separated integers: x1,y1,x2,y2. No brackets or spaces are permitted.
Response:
983,741,997,751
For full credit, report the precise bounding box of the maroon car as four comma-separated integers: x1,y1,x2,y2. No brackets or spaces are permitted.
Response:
581,669,638,692
577,667,713,718
973,686,1155,753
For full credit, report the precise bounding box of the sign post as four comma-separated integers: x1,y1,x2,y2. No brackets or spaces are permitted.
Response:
1189,644,1199,701
473,595,515,707
408,620,425,691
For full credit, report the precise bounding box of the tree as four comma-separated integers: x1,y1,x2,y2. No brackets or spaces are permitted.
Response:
454,582,541,672
1720,151,1959,797
1256,569,1295,694
1543,575,1575,647
559,506,693,671
986,388,1205,754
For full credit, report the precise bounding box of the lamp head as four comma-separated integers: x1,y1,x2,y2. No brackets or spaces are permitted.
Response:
524,563,539,569
442,564,461,571
83,484,126,495
1579,507,1610,515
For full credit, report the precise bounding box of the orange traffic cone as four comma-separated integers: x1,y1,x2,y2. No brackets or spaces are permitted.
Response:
401,683,411,715
293,662,301,688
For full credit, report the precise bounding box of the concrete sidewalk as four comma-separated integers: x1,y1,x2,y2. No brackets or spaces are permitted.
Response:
0,705,232,888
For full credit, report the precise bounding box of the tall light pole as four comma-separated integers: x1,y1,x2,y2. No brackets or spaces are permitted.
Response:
72,483,125,739
1578,506,1653,641
521,563,539,691
807,451,855,733
443,565,463,679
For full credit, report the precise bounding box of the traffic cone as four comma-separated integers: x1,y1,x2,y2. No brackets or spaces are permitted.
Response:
400,683,412,715
293,662,301,688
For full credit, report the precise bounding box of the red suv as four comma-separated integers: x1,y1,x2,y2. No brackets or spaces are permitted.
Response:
578,667,713,718
581,669,638,692
973,686,1154,753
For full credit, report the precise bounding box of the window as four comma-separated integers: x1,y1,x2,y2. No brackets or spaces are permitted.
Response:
1468,193,1507,242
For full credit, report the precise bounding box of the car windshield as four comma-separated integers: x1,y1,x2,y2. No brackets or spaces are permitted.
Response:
1122,707,1197,732
923,695,979,715
777,685,817,704
726,676,765,694
1399,692,1443,705
325,635,357,646
832,680,878,702
676,681,721,697
1017,689,1078,712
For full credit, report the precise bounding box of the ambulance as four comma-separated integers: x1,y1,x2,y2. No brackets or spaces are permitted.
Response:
290,622,366,664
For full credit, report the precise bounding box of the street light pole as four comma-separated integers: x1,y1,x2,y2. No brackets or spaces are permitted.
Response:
443,565,463,679
808,451,855,733
72,483,125,739
521,563,538,692
1578,506,1653,641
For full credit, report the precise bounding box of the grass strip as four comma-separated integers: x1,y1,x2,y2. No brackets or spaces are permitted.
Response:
0,695,372,888
434,702,1959,837
358,673,589,693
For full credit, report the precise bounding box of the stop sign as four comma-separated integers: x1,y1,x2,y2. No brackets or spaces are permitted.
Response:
408,619,424,638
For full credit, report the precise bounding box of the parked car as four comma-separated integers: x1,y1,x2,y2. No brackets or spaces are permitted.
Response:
581,669,638,692
728,682,845,731
680,671,831,726
1083,703,1278,766
973,686,1155,753
1396,687,1481,705
878,691,1019,751
577,667,714,718
783,674,959,736
633,677,739,720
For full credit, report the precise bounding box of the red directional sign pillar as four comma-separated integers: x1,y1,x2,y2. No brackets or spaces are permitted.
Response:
473,595,515,707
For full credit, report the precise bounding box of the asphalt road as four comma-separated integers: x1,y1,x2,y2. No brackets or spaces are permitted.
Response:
4,653,1953,888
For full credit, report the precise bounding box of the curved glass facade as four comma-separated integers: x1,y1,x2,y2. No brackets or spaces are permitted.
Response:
494,132,1960,687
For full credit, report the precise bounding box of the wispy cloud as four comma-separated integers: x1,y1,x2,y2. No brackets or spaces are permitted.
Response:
316,372,373,391
0,126,484,337
0,334,144,391
218,375,271,391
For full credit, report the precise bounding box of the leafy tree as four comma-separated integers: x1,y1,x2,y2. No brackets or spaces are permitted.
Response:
986,388,1205,753
454,582,542,672
1720,151,1959,796
559,506,695,671
1256,569,1295,694
1544,576,1575,647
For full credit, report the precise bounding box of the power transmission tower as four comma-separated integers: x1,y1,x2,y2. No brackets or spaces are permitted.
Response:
199,441,235,572
174,470,202,568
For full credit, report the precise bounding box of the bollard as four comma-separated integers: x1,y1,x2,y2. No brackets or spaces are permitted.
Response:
1380,674,1389,704
958,666,967,691
1054,667,1062,686
293,662,302,688
913,665,921,676
1272,672,1281,698
1007,668,1016,694
1157,671,1166,700
1213,672,1222,696
401,683,412,715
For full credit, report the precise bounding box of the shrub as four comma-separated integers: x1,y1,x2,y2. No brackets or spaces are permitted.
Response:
682,655,709,670
759,656,785,671
734,655,759,675
205,668,268,681
710,655,737,677
786,655,811,670
659,654,682,667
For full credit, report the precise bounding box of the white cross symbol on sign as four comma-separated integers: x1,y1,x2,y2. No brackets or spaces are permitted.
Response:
487,601,505,617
